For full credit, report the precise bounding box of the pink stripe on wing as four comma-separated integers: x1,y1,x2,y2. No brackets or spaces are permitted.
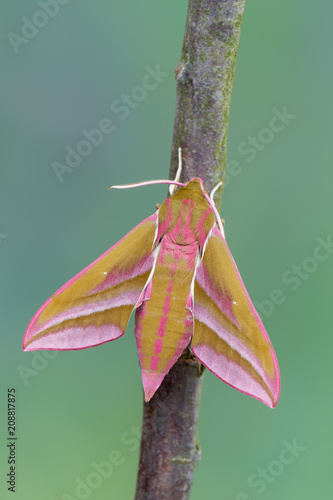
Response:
197,208,213,248
23,214,157,351
91,255,154,292
156,316,168,339
24,290,140,342
212,227,273,345
162,295,171,316
194,303,274,387
211,227,280,400
195,263,237,323
154,338,163,355
150,356,159,371
150,265,174,370
134,301,147,365
24,323,124,351
193,344,277,407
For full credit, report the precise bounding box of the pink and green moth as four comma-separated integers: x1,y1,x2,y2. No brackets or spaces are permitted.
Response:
23,161,280,408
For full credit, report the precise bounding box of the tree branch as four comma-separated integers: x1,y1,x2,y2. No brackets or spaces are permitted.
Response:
170,0,247,210
134,357,204,500
135,1,246,498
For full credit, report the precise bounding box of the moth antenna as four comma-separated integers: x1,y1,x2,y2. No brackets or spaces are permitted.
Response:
209,181,223,202
169,147,183,195
109,179,185,191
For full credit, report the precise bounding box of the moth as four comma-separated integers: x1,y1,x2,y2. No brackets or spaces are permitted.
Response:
23,164,280,408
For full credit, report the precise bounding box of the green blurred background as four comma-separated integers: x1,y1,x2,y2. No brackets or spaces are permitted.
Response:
1,1,332,499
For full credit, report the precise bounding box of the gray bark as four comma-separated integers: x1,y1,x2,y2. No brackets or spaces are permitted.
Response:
134,356,204,500
170,0,247,209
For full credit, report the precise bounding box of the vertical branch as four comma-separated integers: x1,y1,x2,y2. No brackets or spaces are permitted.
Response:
135,358,203,500
170,0,247,209
135,1,246,499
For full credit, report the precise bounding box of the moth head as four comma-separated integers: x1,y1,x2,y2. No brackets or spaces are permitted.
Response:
173,178,225,238
108,174,224,238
